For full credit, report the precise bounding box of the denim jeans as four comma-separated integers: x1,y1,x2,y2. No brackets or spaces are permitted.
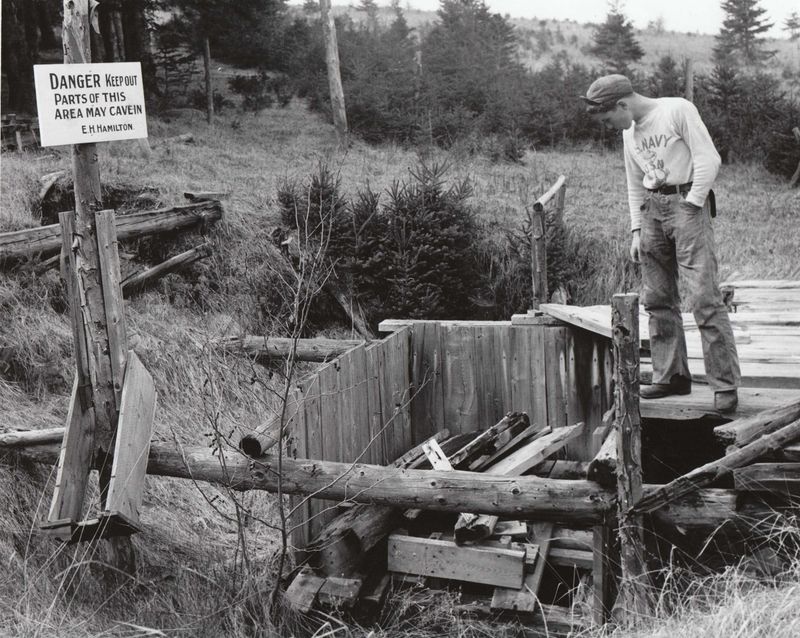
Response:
640,192,740,393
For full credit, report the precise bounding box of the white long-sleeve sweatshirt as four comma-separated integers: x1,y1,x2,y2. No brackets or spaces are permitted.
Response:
623,97,721,231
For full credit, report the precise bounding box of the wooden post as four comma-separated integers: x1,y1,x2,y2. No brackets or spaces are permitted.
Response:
611,293,650,620
684,58,694,102
530,206,547,309
319,0,348,145
203,37,214,125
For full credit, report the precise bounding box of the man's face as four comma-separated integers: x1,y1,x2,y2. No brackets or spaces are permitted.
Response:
592,103,633,131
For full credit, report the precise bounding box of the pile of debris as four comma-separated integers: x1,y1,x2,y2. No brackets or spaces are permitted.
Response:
283,412,595,633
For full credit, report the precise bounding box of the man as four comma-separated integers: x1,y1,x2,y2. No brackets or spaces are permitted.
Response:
580,74,740,414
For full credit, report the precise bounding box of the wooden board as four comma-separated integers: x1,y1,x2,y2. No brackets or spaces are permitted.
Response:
641,386,800,421
365,341,387,464
285,566,325,613
44,377,96,532
409,321,444,444
105,351,156,524
733,463,800,493
491,522,553,612
348,345,374,463
387,533,525,589
442,325,478,434
487,422,585,476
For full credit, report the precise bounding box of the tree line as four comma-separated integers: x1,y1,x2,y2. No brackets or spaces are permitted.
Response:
2,0,798,177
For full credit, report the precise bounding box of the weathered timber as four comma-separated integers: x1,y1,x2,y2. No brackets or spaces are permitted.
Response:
530,206,547,309
478,424,545,468
308,430,452,577
613,293,650,619
548,547,593,570
121,243,212,296
13,439,787,531
634,417,800,514
593,521,615,626
643,387,800,421
388,533,526,589
225,336,365,366
317,576,362,609
491,521,553,612
535,460,591,480
733,463,800,493
588,425,617,487
0,428,65,447
446,412,530,468
319,0,348,144
454,422,585,543
714,398,800,448
184,191,228,202
284,566,325,613
0,200,223,265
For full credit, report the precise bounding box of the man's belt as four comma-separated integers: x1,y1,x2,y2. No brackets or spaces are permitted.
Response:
647,182,693,195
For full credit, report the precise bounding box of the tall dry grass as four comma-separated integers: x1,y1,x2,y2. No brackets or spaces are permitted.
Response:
0,100,798,636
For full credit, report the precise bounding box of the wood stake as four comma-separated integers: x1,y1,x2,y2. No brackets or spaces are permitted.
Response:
612,293,650,619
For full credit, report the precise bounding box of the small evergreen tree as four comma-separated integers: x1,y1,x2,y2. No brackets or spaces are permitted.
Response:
784,11,800,40
713,0,776,66
590,2,644,74
648,54,685,97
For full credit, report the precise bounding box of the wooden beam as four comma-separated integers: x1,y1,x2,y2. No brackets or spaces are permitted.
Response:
530,206,547,309
491,521,553,612
612,293,650,619
588,425,617,487
121,243,212,296
635,417,800,514
0,201,223,265
733,463,800,493
714,398,800,448
388,533,526,589
13,438,788,530
643,387,800,421
221,335,365,365
319,0,348,144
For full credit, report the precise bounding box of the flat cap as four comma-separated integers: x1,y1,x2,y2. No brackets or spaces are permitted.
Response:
580,74,633,107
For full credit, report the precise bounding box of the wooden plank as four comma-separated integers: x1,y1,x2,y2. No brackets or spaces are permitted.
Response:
492,522,554,612
421,438,453,470
641,357,800,390
733,463,800,493
44,377,96,531
307,368,333,538
486,421,585,476
723,280,800,289
379,319,512,332
285,566,325,613
409,322,444,444
593,522,614,626
335,349,356,463
544,326,568,429
587,417,617,488
643,387,800,421
494,324,513,413
397,327,412,450
317,576,363,609
289,381,313,556
348,345,373,463
365,341,386,464
476,325,502,427
94,209,128,409
491,520,528,538
530,324,549,430
387,534,525,589
447,412,530,469
477,423,545,469
443,325,478,435
104,351,156,524
548,547,593,570
510,325,534,424
383,328,412,458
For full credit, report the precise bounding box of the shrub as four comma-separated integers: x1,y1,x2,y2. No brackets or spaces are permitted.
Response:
351,161,481,323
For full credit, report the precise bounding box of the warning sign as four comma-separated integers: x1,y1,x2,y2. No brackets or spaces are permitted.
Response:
33,62,148,147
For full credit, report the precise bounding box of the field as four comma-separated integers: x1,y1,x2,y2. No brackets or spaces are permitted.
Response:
0,94,799,637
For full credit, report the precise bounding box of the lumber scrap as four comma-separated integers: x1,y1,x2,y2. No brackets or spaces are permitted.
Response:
121,243,212,296
454,423,585,544
387,533,526,589
587,425,617,487
733,463,800,493
714,398,800,448
634,417,800,514
446,412,531,468
0,200,223,265
491,522,554,612
0,428,65,447
284,566,325,613
316,576,363,609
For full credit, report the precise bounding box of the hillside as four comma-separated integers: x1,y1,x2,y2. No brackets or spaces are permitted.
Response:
1,87,799,638
330,5,800,76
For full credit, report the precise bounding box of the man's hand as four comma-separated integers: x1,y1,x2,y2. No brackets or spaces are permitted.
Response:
630,230,641,263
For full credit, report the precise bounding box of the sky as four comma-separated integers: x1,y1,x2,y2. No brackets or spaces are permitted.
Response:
313,0,798,39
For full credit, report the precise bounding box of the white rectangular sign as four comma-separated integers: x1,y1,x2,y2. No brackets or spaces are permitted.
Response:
33,62,148,147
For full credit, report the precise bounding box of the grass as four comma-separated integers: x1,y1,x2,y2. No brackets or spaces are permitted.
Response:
0,98,798,636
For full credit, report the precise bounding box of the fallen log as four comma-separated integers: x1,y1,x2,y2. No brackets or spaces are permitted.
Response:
0,428,65,447
714,398,800,449
0,200,223,265
121,243,212,296
222,336,366,365
6,438,792,531
634,417,800,515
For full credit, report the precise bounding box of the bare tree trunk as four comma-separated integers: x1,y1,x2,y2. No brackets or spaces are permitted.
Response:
203,37,214,125
319,0,348,145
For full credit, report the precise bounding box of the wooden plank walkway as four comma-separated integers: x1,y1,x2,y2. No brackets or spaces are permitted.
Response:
542,280,800,419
